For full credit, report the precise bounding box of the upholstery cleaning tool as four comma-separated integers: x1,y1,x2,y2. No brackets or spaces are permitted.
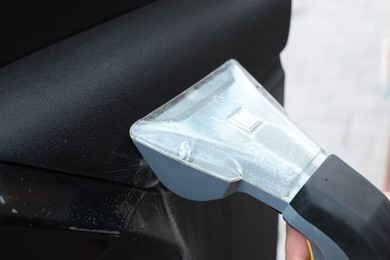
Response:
130,60,390,259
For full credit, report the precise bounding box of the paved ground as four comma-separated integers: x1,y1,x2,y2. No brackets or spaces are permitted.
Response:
277,0,390,258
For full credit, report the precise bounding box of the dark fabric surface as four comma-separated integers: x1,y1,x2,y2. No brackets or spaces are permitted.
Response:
0,0,157,66
0,162,280,260
0,1,289,258
0,0,291,186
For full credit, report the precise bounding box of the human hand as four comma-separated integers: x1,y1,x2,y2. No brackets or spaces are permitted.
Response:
285,192,390,260
285,224,311,260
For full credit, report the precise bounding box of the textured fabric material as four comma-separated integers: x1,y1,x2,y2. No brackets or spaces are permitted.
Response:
0,0,291,186
0,0,157,66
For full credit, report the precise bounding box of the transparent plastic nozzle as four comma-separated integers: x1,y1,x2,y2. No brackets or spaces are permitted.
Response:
130,60,327,205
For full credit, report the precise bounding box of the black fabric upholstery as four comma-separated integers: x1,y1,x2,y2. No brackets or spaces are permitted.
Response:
0,0,291,186
0,0,157,66
0,2,289,258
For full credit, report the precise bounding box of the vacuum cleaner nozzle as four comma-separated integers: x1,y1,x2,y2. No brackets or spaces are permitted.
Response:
130,60,390,259
130,60,327,210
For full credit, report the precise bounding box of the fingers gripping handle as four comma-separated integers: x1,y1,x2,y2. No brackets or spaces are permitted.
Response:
283,205,347,259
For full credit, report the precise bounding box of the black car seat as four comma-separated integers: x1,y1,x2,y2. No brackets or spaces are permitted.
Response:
0,0,291,258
